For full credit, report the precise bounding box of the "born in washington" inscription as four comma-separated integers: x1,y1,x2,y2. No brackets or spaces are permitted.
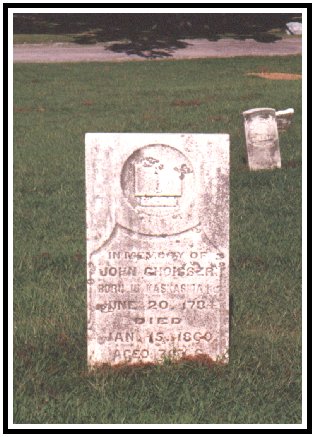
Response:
85,133,229,366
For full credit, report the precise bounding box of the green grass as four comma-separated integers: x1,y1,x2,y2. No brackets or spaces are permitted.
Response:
13,56,302,424
13,34,80,44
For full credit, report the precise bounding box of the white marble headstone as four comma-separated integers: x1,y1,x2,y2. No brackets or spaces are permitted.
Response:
275,108,294,133
85,133,229,366
243,108,281,170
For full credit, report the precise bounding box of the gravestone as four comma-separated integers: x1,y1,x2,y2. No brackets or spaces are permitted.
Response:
243,108,281,170
86,133,229,366
285,22,302,35
275,108,294,133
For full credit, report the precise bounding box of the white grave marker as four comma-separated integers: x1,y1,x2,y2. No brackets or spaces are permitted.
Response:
276,108,294,133
86,133,229,366
243,108,281,170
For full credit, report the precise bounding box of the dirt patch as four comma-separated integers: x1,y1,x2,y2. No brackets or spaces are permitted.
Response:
246,72,302,80
57,332,70,348
14,106,32,113
142,112,159,121
14,106,46,113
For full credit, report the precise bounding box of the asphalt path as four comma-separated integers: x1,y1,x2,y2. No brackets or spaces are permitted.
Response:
13,37,302,63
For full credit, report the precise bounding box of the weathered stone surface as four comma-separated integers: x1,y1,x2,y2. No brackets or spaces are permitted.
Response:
276,108,294,132
243,108,281,170
286,22,302,35
85,133,229,366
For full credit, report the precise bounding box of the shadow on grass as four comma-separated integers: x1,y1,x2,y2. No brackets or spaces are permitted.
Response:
14,13,301,58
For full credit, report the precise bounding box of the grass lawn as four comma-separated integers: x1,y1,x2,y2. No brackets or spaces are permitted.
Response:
13,55,302,424
13,33,80,44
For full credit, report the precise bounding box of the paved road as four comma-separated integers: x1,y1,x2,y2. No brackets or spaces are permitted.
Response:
13,38,302,63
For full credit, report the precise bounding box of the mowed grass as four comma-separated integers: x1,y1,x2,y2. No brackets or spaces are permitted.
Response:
13,56,302,424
